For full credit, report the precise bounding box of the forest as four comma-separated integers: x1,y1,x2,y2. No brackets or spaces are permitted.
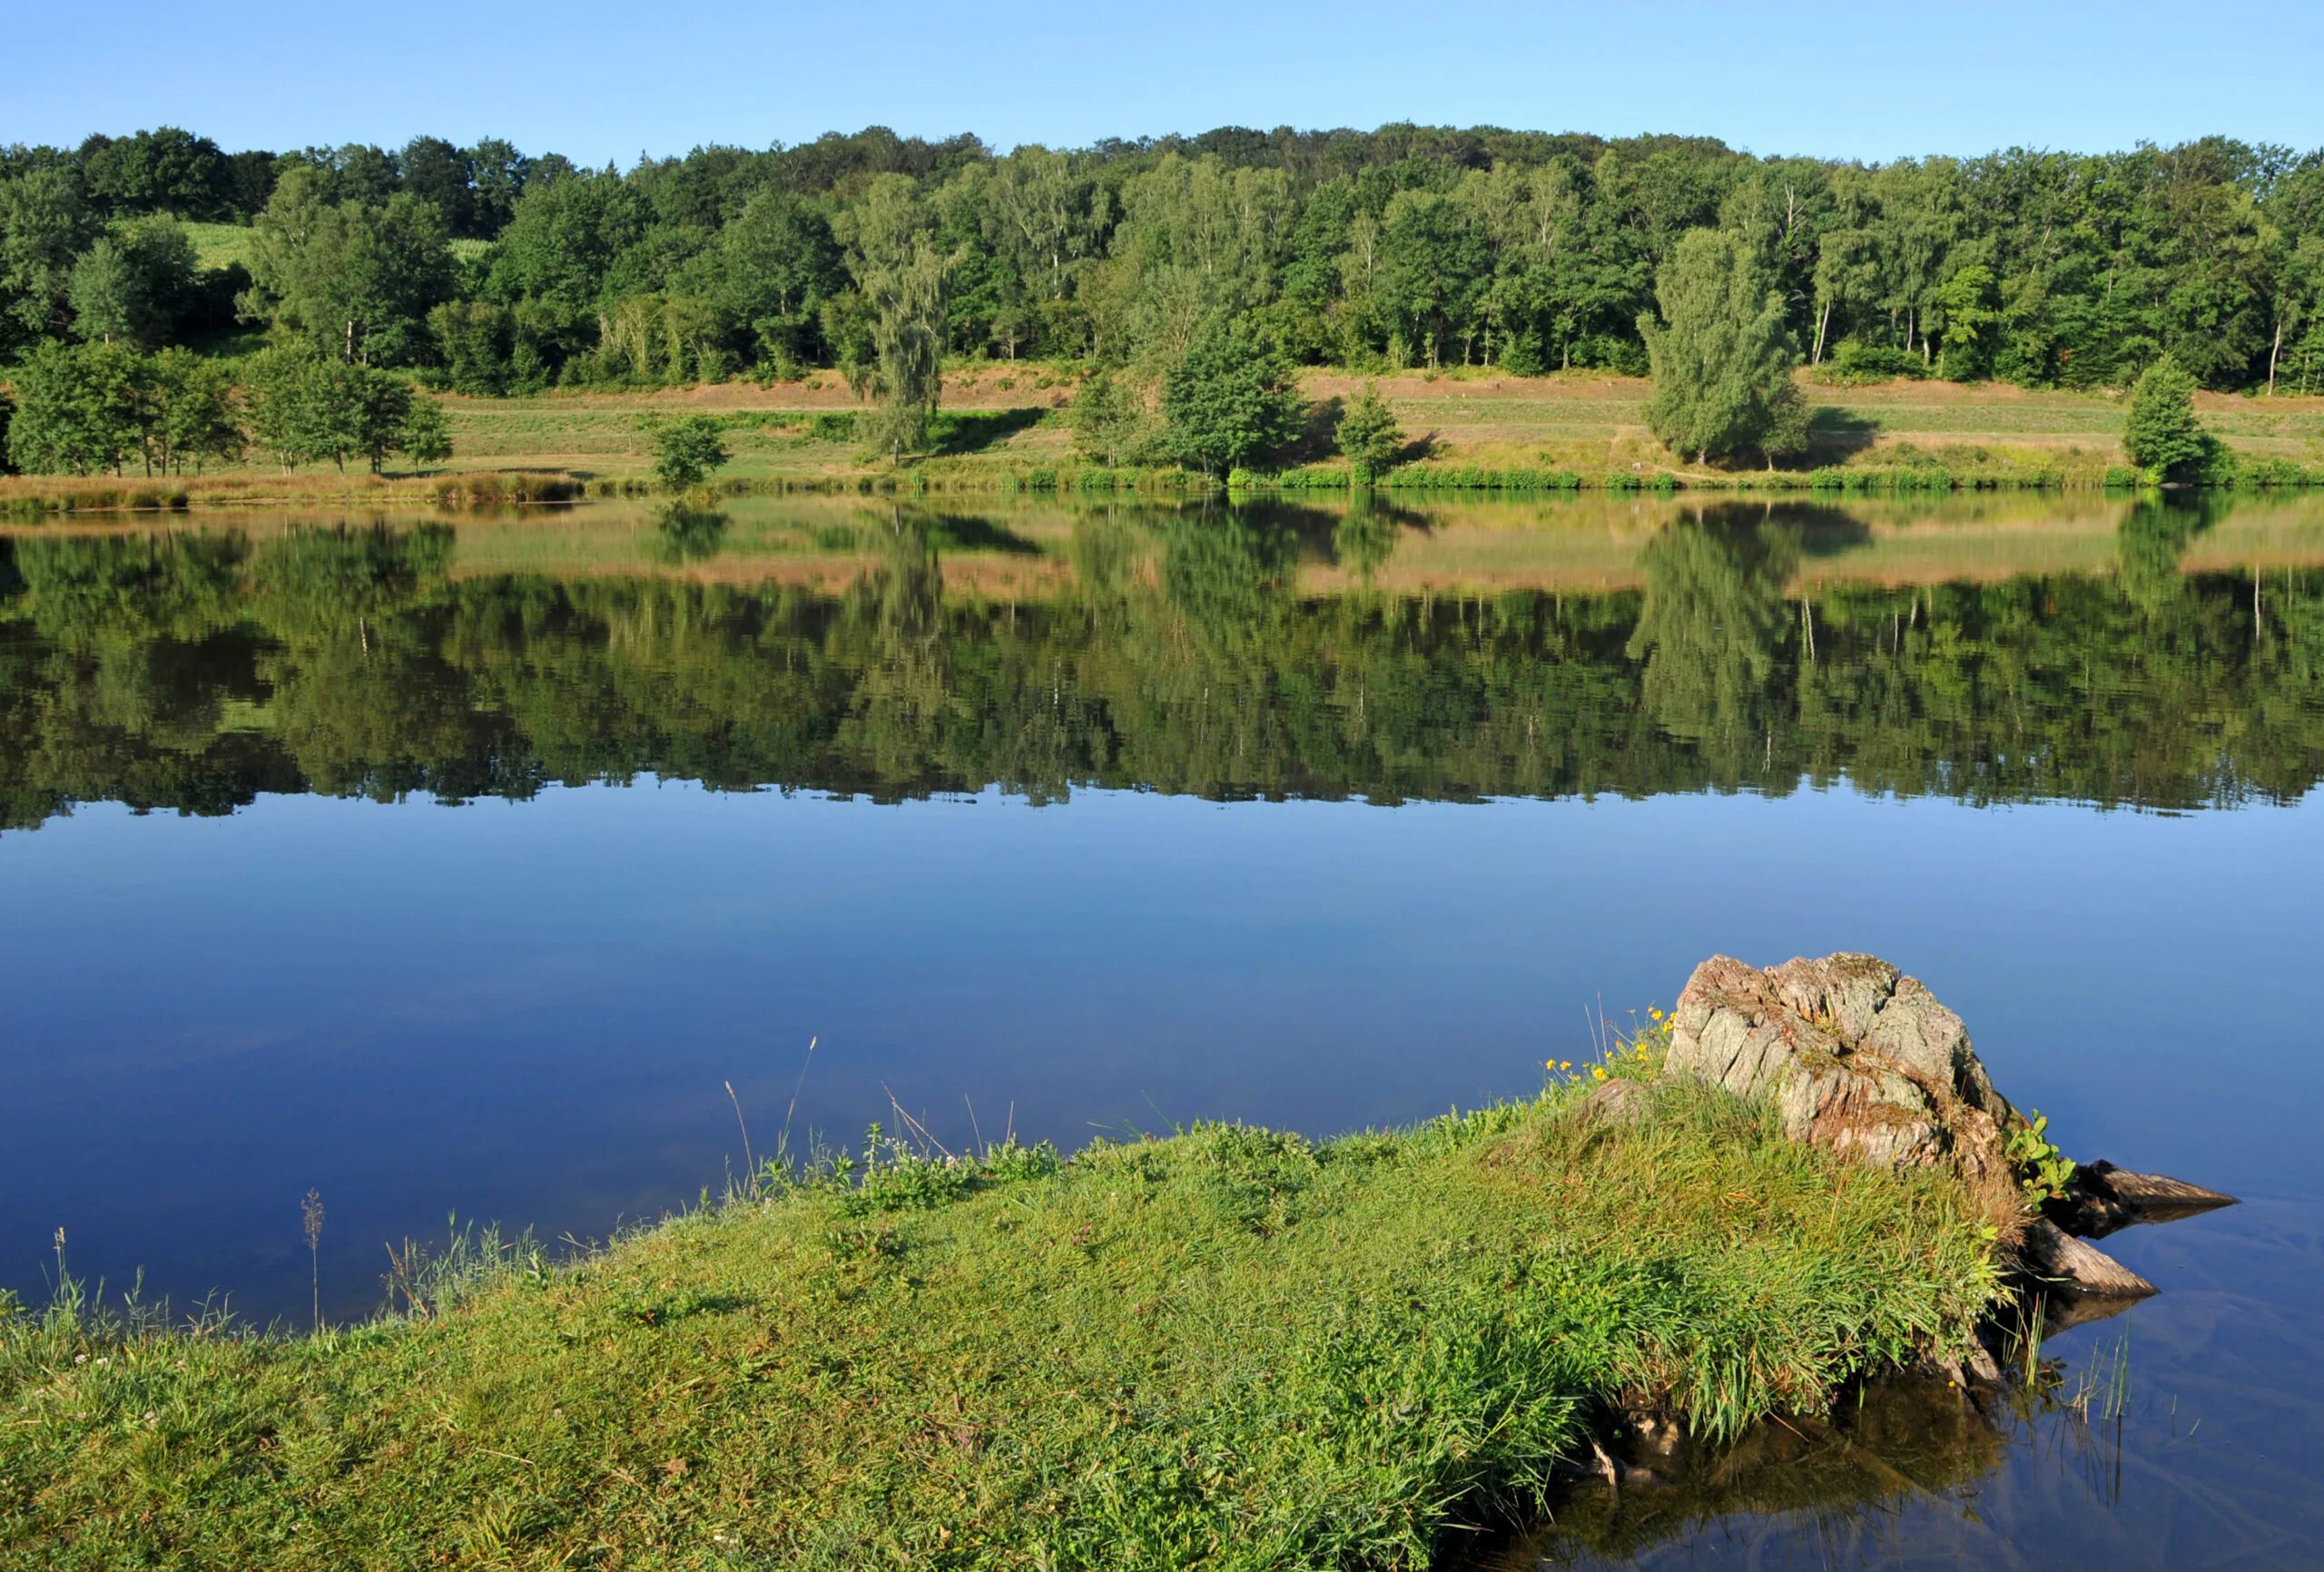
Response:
5,123,2324,393
6,122,2324,483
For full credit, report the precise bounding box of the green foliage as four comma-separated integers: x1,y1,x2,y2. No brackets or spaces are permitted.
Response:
2122,354,2211,480
425,297,579,394
650,413,731,489
238,347,443,473
0,166,102,351
1334,380,1405,479
1819,339,1927,384
396,391,451,467
7,122,2324,401
2003,1112,2078,1205
66,216,197,349
838,175,949,457
0,1092,2000,1567
1162,317,1305,476
3,340,243,477
1067,370,1157,466
243,165,453,366
143,347,241,473
1932,263,1998,381
1639,229,1801,464
4,340,143,475
240,346,330,471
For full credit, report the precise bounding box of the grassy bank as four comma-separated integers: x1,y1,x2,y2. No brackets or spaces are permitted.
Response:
12,368,2324,516
0,1072,2003,1569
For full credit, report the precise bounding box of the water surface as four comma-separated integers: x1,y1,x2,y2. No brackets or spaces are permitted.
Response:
2,490,2319,1566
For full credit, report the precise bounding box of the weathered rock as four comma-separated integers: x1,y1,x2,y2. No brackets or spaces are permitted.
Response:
2019,1218,2156,1300
1660,953,2015,1184
2049,1161,2240,1238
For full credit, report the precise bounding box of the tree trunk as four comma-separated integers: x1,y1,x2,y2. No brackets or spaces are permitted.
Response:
1812,300,1831,365
2269,316,2283,397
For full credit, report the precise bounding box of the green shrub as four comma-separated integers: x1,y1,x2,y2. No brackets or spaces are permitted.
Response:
649,414,730,490
1824,340,1928,384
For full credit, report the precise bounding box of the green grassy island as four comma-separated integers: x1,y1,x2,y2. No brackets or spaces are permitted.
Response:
0,1055,2005,1569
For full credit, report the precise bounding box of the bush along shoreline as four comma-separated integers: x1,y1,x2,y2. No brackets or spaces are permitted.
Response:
0,955,2235,1567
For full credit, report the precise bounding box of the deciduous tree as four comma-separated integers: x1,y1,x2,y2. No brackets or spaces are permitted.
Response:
838,175,949,457
68,216,197,348
4,340,143,474
244,167,453,365
1162,317,1305,476
1638,229,1801,465
651,414,729,489
1334,380,1404,479
2121,355,2211,481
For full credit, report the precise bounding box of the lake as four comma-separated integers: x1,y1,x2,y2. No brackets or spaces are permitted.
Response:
3,489,2320,1565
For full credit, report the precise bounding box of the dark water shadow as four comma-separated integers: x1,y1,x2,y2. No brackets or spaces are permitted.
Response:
922,512,1041,555
1467,1369,2009,1568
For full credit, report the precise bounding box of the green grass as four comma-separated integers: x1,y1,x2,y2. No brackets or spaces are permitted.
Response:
177,221,254,274
0,1076,2002,1570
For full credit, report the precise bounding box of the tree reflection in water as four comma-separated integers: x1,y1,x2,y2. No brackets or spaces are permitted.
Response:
2,500,2322,828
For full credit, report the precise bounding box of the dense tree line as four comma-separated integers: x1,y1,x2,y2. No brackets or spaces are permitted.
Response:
2,499,2319,831
11,123,2324,410
4,340,448,477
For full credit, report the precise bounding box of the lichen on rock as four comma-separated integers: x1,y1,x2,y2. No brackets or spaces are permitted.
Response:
1660,953,2018,1198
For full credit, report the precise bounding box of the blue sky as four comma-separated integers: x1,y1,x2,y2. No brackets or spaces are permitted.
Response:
11,0,2321,166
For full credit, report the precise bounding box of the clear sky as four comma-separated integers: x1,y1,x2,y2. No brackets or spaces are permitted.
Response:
11,0,2321,167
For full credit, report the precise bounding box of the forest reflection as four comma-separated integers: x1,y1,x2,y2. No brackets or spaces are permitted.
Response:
2,496,2319,830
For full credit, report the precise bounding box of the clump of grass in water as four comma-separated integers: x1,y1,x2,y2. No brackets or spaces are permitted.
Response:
0,1058,2004,1568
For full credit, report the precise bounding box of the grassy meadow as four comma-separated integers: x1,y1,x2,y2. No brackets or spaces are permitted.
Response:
430,367,2324,488
0,1070,2004,1570
15,365,2324,515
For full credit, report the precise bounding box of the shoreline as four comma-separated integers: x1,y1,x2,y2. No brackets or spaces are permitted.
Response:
1,462,2313,519
0,1068,2005,1567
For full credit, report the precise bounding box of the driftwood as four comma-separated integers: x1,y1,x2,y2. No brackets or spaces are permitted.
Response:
2018,1218,2157,1299
2050,1161,2240,1238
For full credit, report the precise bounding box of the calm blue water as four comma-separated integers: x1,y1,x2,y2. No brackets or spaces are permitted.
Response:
5,782,2317,1330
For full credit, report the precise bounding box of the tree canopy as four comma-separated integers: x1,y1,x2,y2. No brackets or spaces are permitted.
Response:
2122,355,2211,481
1639,230,1803,464
10,122,2324,446
1163,319,1305,476
650,415,731,489
1334,381,1405,477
